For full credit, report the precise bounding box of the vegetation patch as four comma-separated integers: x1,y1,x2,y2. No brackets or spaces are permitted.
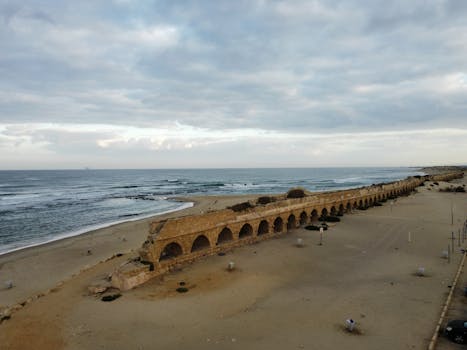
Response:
229,201,255,212
257,196,276,205
286,188,306,199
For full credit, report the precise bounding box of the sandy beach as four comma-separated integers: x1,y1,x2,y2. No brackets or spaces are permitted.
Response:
1,175,466,349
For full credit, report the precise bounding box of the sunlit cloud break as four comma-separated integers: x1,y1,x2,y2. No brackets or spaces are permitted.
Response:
1,123,466,169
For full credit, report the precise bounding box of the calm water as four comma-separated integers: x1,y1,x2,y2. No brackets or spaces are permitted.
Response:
0,168,423,255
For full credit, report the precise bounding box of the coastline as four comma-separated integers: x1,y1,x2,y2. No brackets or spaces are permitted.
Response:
0,172,465,349
0,201,195,257
0,193,259,307
0,169,458,306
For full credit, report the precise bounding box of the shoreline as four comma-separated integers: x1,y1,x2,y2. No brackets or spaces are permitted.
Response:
0,193,260,307
0,201,194,258
0,171,466,349
0,167,427,258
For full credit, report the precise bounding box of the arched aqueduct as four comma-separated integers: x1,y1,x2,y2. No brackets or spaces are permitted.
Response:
112,172,463,290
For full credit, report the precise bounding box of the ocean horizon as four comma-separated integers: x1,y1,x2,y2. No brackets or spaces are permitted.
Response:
0,167,424,255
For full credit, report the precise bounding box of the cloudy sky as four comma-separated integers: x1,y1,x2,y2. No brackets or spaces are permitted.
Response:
1,0,466,169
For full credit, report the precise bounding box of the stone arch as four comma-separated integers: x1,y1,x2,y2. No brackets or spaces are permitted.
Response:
217,227,233,245
373,196,377,204
191,235,210,252
258,220,269,235
310,209,319,222
274,217,283,233
369,197,373,206
299,211,308,225
239,223,253,239
287,214,296,230
353,201,358,209
358,199,363,208
330,206,337,216
364,198,368,207
346,202,352,212
160,242,183,261
321,208,328,217
338,203,345,215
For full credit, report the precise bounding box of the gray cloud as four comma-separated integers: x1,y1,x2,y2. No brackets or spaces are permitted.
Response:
0,0,466,168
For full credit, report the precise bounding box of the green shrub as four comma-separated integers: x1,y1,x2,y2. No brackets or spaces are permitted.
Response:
286,188,306,199
229,202,254,212
257,196,276,205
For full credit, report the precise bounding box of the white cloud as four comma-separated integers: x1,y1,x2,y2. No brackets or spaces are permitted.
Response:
0,123,466,169
1,1,467,168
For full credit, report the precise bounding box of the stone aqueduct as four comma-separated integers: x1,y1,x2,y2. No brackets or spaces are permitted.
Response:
112,171,463,290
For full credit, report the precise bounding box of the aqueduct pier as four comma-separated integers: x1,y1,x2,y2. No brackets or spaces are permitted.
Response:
112,171,463,290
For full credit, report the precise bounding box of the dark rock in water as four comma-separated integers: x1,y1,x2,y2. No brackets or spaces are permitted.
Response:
101,293,121,302
176,287,189,293
374,202,383,206
218,252,226,256
179,281,186,286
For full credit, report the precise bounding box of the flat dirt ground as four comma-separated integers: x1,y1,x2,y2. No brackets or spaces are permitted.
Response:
1,177,466,350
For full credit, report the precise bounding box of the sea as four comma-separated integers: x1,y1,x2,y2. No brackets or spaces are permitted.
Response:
0,167,424,255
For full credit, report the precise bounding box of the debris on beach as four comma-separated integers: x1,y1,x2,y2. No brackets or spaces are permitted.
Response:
305,225,327,231
88,283,109,295
415,267,426,277
101,293,121,302
227,261,236,271
0,307,12,322
345,318,356,332
296,238,304,247
4,280,13,289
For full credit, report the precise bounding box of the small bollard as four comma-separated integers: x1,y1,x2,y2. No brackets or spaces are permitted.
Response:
296,238,304,247
345,318,356,332
4,280,13,289
227,261,235,271
416,267,425,277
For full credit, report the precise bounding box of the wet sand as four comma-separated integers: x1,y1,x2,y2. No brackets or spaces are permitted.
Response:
1,177,466,350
